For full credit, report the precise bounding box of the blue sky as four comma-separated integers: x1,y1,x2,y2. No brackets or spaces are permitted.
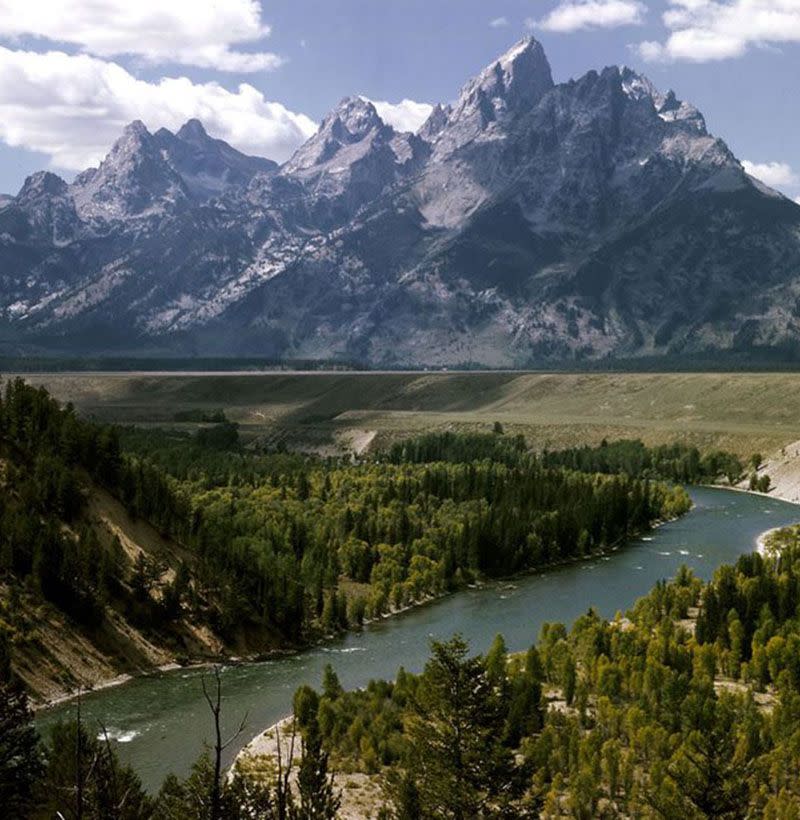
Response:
0,0,798,200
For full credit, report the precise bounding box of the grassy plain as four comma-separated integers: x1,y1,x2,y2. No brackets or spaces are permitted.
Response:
16,370,800,458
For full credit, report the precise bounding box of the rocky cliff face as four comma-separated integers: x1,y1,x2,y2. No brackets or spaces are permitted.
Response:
1,37,799,365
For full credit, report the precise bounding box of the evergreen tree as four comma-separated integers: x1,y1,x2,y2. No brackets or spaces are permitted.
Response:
292,720,341,820
36,719,153,819
400,636,516,819
0,681,43,817
666,706,750,820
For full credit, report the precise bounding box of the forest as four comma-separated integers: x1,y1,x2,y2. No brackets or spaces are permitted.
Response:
0,377,769,817
5,528,800,816
0,379,694,659
281,541,800,817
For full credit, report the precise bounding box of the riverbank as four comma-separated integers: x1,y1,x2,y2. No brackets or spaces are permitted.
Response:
38,662,186,711
35,504,679,713
757,526,782,556
229,516,689,778
37,486,797,794
233,715,385,818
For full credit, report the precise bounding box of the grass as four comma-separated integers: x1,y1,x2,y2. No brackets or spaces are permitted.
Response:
15,371,800,458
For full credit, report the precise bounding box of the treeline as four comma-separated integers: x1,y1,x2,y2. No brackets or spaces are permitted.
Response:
542,438,744,484
386,432,746,486
384,430,529,466
288,543,800,817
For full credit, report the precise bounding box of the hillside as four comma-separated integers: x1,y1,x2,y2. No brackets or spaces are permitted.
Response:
1,38,800,365
0,380,285,704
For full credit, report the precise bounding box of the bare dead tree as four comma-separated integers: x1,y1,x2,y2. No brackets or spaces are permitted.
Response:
201,665,248,820
273,719,298,820
97,722,133,815
75,688,83,820
66,689,102,820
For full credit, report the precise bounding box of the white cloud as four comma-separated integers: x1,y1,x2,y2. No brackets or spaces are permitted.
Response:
0,47,317,172
742,160,798,188
367,98,434,134
0,0,281,72
489,16,510,28
795,195,800,205
636,0,800,63
534,0,646,32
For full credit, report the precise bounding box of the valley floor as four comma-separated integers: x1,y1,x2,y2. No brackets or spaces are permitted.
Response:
21,370,800,459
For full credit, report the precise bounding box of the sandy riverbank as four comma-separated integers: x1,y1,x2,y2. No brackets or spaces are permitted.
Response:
232,716,384,818
726,437,800,554
757,526,785,556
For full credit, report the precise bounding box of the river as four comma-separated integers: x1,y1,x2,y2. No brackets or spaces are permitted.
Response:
36,486,800,792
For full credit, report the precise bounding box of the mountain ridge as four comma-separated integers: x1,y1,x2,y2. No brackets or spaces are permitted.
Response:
1,36,799,366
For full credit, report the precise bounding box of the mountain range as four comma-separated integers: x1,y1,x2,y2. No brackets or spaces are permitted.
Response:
2,37,800,366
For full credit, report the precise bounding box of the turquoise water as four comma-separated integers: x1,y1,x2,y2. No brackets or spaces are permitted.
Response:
37,486,800,792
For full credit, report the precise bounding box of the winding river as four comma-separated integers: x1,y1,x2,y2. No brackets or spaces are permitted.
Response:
37,486,800,792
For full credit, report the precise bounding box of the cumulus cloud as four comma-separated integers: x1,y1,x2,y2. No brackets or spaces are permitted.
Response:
489,16,510,28
742,160,798,188
636,0,800,63
0,0,281,71
0,47,317,172
533,0,646,32
367,98,434,133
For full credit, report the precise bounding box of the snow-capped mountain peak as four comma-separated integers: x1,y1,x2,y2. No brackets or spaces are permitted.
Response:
1,38,799,368
619,67,705,132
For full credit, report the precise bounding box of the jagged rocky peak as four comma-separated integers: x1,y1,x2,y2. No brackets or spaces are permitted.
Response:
283,96,393,179
175,118,210,144
429,36,554,157
326,96,387,140
619,67,705,131
70,119,189,221
17,170,69,201
110,119,154,158
453,36,553,120
418,103,452,141
11,170,78,243
153,118,277,200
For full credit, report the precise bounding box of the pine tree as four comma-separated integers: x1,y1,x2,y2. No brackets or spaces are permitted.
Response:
0,681,43,816
293,721,341,819
400,636,516,819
